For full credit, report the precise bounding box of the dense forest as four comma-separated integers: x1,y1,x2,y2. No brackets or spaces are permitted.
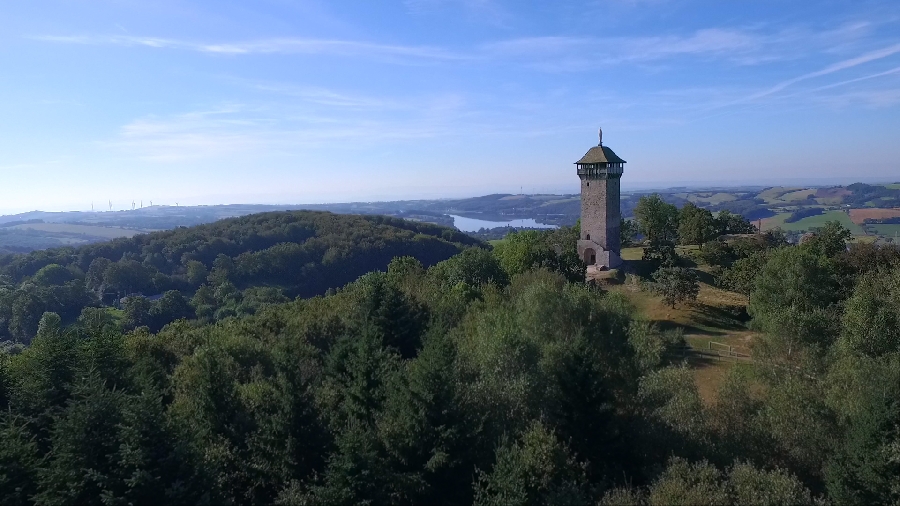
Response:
0,211,481,344
0,200,898,504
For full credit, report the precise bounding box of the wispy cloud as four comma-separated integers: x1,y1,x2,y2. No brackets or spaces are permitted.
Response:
735,43,900,104
105,91,478,162
32,34,466,61
482,29,763,70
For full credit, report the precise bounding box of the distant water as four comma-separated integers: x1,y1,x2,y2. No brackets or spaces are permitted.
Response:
450,215,557,232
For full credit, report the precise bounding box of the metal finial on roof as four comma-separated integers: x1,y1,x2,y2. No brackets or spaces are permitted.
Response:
598,127,603,146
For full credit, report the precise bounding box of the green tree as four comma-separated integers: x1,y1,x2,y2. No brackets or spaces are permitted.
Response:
721,250,769,299
715,210,756,235
825,375,900,505
103,260,153,296
492,229,584,282
652,267,699,308
31,264,74,286
0,415,40,506
185,260,208,287
85,257,112,292
634,195,679,244
803,221,852,259
122,296,153,331
678,203,716,249
149,290,194,331
34,374,126,505
620,218,640,247
697,240,736,268
749,247,840,354
473,422,587,506
841,267,900,357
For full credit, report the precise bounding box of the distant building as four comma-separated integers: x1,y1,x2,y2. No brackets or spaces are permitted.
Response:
575,128,625,269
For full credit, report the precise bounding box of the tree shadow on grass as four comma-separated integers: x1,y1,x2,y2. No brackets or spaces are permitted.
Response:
691,303,749,330
694,269,717,286
653,318,731,337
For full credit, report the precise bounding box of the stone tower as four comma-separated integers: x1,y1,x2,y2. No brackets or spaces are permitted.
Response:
575,128,626,269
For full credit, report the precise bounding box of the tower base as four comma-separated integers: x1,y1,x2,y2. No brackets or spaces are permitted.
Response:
577,240,622,270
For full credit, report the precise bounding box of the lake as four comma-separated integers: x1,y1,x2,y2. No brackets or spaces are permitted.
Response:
450,215,557,232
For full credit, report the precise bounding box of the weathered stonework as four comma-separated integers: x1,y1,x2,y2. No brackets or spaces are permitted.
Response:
575,136,625,269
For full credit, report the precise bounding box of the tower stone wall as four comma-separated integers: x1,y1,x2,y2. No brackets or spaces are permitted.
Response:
574,133,625,269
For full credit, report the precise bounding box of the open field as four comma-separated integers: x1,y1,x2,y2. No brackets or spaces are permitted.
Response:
756,186,803,203
761,209,863,234
9,223,150,238
779,189,817,202
849,207,900,224
688,192,737,205
609,247,753,403
869,224,900,238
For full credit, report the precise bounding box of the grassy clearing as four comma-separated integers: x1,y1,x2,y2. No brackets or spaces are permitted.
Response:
609,247,754,403
103,308,125,326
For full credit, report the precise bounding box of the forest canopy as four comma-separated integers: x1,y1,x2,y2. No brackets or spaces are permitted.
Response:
0,211,898,505
0,211,481,343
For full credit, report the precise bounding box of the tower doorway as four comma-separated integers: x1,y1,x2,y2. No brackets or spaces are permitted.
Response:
583,248,596,265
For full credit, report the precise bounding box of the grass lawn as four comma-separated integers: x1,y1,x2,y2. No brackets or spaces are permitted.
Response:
608,249,755,403
103,307,125,326
762,210,863,234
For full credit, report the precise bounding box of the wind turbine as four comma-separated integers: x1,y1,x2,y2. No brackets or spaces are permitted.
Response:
109,200,112,211
132,200,136,210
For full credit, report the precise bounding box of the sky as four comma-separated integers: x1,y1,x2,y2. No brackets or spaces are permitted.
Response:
1,0,900,213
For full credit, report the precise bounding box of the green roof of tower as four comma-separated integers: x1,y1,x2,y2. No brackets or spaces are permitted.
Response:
575,145,626,165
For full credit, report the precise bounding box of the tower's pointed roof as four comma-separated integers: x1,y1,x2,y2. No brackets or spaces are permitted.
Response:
575,145,626,164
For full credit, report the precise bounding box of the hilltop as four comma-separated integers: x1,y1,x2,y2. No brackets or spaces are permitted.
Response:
0,211,481,343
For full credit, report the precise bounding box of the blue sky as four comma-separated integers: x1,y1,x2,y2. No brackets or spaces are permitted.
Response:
2,0,900,213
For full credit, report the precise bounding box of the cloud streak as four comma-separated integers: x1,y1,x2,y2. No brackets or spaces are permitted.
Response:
35,22,879,69
734,43,900,105
32,35,467,61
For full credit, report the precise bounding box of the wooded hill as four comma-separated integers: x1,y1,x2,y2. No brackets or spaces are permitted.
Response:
0,216,898,504
0,211,481,343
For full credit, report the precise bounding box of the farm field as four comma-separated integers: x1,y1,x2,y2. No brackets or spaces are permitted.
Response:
779,188,817,202
761,209,864,234
756,186,803,204
869,224,900,238
849,207,900,224
688,192,737,205
9,223,150,238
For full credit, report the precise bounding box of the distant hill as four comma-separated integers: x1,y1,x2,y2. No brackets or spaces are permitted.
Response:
0,211,482,343
2,181,899,253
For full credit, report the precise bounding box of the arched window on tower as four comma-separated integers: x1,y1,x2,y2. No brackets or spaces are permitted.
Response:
586,234,591,240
